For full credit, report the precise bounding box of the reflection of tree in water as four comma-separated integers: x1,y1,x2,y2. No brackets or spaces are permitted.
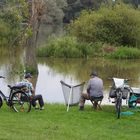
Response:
38,58,140,86
0,47,25,83
0,46,38,87
103,59,140,78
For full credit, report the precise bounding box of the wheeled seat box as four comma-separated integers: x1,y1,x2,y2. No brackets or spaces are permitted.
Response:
130,87,140,103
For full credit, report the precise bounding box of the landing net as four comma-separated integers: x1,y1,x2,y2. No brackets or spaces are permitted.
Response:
60,80,85,111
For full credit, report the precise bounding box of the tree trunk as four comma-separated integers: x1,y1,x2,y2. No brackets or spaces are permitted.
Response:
25,0,44,74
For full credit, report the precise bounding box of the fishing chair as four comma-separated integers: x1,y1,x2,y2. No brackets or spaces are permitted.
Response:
90,96,103,110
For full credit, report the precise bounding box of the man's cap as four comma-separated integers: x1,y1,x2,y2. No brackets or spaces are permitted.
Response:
90,71,98,76
25,73,32,78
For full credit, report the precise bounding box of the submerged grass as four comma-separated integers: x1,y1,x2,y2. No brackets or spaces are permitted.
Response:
0,103,140,140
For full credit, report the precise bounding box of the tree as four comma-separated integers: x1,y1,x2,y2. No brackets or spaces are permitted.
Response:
25,0,46,74
41,0,67,24
63,0,109,23
0,0,29,46
68,3,140,47
24,0,67,74
123,0,140,8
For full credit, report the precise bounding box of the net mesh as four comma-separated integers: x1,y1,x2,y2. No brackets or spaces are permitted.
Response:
60,81,85,106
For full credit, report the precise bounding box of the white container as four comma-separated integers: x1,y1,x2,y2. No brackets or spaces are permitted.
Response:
131,87,140,94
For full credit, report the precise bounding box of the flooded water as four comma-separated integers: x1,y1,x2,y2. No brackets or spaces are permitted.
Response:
1,40,140,107
1,49,140,106
0,46,140,104
36,58,140,105
1,24,140,108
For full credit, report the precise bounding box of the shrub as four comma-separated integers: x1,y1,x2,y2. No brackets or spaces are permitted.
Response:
37,36,98,58
68,3,140,47
37,36,77,58
107,47,140,59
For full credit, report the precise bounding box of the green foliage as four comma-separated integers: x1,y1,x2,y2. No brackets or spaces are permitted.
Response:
0,0,29,46
43,0,67,24
37,36,78,58
0,19,10,45
63,0,109,23
68,3,140,47
123,0,140,8
37,36,97,58
25,66,38,75
107,47,140,59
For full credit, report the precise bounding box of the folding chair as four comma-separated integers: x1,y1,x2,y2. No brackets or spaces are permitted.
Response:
60,80,85,112
90,96,103,110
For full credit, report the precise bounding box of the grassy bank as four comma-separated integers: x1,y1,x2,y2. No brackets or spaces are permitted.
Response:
37,36,140,59
36,36,97,58
0,104,140,140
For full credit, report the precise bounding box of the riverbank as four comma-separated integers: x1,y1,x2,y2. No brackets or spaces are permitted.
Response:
37,36,140,59
0,104,140,140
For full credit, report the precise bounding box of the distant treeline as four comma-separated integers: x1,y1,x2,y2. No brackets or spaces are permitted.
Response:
1,0,140,47
63,0,140,23
37,3,140,59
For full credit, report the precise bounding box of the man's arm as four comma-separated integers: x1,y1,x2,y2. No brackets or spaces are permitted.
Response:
29,82,35,97
87,88,90,94
87,80,91,95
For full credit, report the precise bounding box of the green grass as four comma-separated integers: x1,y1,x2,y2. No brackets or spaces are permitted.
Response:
0,103,140,140
36,36,95,58
107,47,140,59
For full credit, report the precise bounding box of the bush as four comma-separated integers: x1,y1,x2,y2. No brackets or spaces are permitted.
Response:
37,36,80,58
36,36,99,58
0,1,29,47
107,47,140,59
68,3,140,47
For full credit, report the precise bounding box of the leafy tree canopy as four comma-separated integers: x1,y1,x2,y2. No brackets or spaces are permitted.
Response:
68,3,140,47
0,0,29,46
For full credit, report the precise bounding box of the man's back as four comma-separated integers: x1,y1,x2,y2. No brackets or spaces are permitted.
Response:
87,76,103,97
16,79,33,96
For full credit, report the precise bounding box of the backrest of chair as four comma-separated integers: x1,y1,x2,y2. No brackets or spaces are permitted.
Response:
60,80,85,106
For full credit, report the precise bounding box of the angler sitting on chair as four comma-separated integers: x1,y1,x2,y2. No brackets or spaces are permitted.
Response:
79,71,104,110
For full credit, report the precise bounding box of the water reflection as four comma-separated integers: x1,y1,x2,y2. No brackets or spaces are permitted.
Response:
36,58,140,105
0,47,25,97
1,53,140,105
